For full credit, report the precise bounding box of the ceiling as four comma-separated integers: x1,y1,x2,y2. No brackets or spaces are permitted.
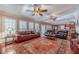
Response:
0,4,79,24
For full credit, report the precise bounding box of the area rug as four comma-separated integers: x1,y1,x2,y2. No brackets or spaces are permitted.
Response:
2,37,71,54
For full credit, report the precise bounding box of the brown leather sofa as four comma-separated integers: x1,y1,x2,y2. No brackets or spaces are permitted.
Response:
15,31,40,43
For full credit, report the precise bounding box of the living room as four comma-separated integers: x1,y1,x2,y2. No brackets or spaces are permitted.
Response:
0,4,79,54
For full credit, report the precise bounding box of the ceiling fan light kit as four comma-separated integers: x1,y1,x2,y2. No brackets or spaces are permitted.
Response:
33,12,43,16
25,4,48,16
33,7,43,16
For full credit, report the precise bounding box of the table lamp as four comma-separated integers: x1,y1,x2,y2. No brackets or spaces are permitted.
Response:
8,27,13,35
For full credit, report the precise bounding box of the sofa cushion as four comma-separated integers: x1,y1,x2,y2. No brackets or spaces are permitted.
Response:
17,31,35,35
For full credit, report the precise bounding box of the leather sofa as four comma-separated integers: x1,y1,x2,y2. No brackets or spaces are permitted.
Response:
44,30,68,39
15,31,40,43
54,30,68,39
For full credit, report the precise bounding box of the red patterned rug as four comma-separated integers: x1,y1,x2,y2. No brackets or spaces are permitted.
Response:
2,37,72,54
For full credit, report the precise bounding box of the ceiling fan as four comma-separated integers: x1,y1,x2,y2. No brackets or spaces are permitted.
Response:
48,15,58,21
25,4,48,16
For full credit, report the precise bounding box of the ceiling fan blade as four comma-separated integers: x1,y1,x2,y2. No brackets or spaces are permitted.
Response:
40,9,48,12
33,4,41,7
26,9,34,12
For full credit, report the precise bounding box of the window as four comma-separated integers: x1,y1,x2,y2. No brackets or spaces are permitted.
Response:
0,18,2,32
35,23,39,32
60,25,65,30
19,20,27,31
3,17,16,35
76,25,79,33
28,22,34,31
46,25,52,30
41,24,46,36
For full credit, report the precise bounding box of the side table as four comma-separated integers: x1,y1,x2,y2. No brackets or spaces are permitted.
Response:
5,35,16,46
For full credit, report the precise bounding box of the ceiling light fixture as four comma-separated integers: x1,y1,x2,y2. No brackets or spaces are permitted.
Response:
25,4,48,16
32,6,43,16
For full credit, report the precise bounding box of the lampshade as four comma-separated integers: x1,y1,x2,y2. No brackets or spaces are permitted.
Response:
8,27,13,32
